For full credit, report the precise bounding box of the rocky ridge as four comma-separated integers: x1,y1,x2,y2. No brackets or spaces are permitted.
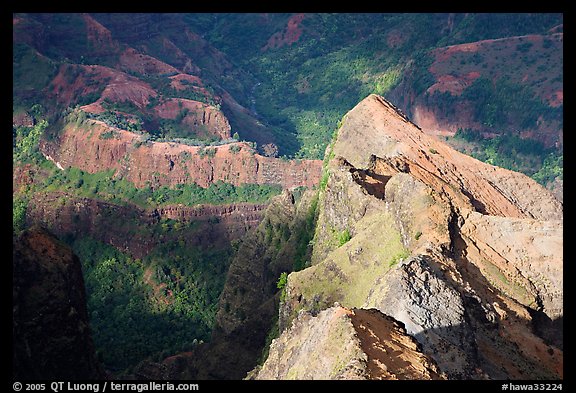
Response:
252,306,444,380
268,94,563,380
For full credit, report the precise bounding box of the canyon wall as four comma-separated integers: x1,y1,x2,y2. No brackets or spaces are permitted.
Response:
40,120,322,190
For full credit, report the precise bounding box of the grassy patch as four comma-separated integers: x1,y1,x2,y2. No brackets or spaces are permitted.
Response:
289,210,407,319
13,196,28,235
40,165,282,209
337,228,351,247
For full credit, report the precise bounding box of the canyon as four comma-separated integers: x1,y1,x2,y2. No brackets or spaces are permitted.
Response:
13,13,562,381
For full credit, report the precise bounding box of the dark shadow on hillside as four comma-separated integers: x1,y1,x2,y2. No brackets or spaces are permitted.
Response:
411,221,564,380
221,97,301,156
528,310,563,350
351,168,391,200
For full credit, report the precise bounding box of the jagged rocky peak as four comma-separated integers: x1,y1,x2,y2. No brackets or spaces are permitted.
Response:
269,94,562,380
333,94,562,220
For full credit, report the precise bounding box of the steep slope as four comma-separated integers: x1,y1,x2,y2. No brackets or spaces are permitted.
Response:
405,32,563,147
252,306,444,380
25,191,265,259
13,227,105,380
275,94,562,380
129,188,319,379
39,117,322,189
13,13,281,150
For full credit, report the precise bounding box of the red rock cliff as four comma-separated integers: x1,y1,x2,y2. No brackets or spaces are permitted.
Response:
40,119,322,190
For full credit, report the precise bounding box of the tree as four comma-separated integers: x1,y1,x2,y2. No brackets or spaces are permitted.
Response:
14,119,48,163
232,131,240,140
262,143,279,158
28,104,45,123
276,272,288,290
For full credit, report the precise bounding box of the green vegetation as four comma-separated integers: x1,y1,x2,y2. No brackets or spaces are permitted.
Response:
437,13,562,46
277,271,289,302
41,166,282,208
292,193,319,271
461,77,559,129
192,14,454,159
389,249,410,267
277,272,288,290
289,210,408,321
229,144,242,154
532,154,563,186
337,229,352,247
71,235,232,372
141,75,218,106
13,197,28,235
258,317,279,366
13,120,49,164
13,43,58,108
453,128,563,186
99,130,118,140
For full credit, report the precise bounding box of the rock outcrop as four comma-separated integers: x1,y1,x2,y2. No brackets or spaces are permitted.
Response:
40,120,322,190
274,94,563,380
153,98,231,140
13,227,105,379
252,306,444,380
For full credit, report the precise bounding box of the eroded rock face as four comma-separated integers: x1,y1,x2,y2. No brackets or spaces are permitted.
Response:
366,255,476,378
278,94,562,380
26,191,265,259
40,120,322,190
254,306,444,380
459,211,563,320
332,95,562,220
13,227,105,380
153,98,231,140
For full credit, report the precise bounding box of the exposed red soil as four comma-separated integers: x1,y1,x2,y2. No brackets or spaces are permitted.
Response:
153,98,231,140
427,71,481,96
13,112,35,127
546,90,563,107
13,163,36,193
350,309,444,380
40,120,322,190
49,64,108,108
263,13,306,50
81,13,119,54
50,64,157,111
430,33,563,108
422,33,563,147
433,33,562,63
118,47,180,76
